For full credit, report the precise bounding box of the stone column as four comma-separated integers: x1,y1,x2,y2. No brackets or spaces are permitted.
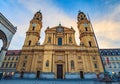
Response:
52,54,54,72
65,54,67,72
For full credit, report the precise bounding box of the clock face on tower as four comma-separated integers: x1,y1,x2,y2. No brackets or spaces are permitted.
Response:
84,23,88,27
32,23,37,27
56,27,64,33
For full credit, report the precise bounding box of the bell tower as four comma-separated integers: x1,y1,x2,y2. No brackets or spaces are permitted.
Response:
77,11,97,47
23,10,42,47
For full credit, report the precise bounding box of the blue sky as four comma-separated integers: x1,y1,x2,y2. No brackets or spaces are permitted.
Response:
0,0,120,50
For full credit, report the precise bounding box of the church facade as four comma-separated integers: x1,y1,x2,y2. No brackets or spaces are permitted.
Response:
16,11,104,79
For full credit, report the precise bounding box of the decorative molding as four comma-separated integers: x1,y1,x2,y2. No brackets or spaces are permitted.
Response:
0,13,16,34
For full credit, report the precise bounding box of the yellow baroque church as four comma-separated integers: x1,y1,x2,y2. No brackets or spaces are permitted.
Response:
16,11,104,79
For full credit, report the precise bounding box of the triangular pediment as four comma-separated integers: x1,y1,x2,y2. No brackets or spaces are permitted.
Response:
43,24,77,45
45,24,75,33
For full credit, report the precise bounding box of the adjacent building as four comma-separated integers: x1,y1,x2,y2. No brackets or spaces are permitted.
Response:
100,49,120,75
0,12,17,67
15,11,104,79
0,50,21,76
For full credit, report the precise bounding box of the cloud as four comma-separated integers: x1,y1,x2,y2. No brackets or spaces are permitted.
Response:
6,0,120,49
17,0,80,45
93,4,120,48
8,24,28,49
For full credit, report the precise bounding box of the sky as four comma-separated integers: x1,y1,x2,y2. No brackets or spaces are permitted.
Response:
0,0,120,50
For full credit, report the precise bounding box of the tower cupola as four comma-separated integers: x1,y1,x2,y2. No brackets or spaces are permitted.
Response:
33,10,42,21
77,11,87,21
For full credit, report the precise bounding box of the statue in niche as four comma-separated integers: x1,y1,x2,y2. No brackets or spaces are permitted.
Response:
71,60,74,69
46,60,49,67
47,37,51,43
69,37,72,43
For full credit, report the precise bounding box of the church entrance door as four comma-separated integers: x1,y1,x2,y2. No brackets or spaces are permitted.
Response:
57,64,63,79
36,71,40,78
80,71,84,79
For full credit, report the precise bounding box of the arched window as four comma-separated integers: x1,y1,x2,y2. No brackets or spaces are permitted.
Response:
16,57,18,60
94,64,97,68
28,40,31,46
93,57,96,60
22,62,26,67
1,62,4,68
85,27,88,31
89,41,92,47
47,37,51,43
71,60,74,69
81,18,83,20
24,56,27,59
32,26,35,30
12,57,14,60
8,57,10,60
46,60,49,67
9,63,12,68
36,18,39,20
58,37,62,45
5,62,8,68
14,63,16,68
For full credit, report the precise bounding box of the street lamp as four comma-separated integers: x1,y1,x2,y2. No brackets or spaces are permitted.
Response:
112,71,115,74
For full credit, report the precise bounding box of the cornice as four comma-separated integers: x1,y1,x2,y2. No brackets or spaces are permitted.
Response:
0,13,17,34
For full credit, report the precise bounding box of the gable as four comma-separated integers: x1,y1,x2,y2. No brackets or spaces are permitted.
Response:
45,25,75,34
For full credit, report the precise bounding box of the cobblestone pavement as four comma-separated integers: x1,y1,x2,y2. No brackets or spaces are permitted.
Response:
0,79,120,84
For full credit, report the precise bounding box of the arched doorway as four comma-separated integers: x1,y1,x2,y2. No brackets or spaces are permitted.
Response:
0,13,16,67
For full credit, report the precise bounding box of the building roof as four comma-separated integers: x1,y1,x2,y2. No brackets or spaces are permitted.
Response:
99,49,120,56
6,50,21,56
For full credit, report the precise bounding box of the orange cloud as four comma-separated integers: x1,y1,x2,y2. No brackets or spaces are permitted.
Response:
93,5,120,48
